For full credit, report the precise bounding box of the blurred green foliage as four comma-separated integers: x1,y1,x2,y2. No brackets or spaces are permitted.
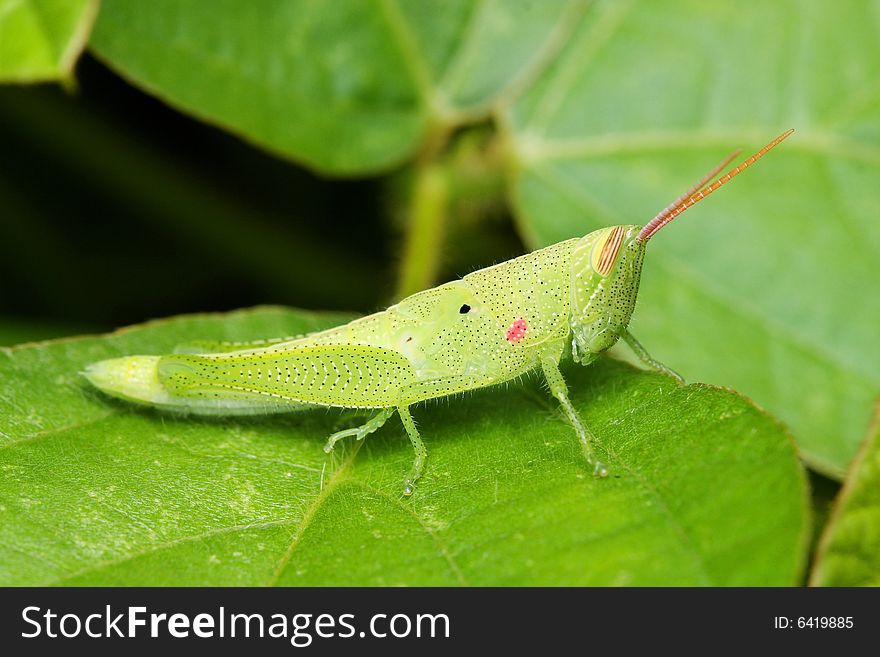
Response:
0,0,97,83
1,0,877,586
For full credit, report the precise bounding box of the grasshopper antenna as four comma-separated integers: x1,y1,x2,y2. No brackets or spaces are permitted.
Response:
637,129,794,243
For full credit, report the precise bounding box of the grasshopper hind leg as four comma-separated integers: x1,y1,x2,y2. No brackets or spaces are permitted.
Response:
323,408,394,453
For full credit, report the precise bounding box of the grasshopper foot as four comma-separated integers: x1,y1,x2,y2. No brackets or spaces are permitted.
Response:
323,427,356,453
402,462,425,497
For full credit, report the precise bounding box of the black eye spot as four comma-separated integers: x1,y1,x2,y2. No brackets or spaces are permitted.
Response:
459,304,471,314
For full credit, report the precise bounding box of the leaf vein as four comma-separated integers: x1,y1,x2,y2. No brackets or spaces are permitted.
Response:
265,443,362,585
45,518,297,586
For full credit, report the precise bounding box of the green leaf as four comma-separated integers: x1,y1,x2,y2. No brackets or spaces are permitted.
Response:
0,307,807,585
88,0,584,175
502,0,880,478
811,406,880,586
0,0,98,83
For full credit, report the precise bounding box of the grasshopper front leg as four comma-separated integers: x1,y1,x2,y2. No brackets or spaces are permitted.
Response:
620,328,684,383
541,355,608,478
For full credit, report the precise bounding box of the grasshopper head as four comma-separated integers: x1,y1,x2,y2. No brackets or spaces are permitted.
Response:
569,225,645,361
568,129,794,363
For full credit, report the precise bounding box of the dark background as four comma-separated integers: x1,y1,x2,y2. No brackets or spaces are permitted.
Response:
0,55,399,339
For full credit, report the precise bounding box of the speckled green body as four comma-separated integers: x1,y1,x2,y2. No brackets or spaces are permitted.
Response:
86,224,648,493
148,226,643,408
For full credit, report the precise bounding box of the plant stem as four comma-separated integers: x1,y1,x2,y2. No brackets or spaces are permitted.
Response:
394,161,449,299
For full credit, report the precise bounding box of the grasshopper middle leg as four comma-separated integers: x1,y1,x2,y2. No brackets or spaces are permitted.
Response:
541,356,608,477
397,405,427,496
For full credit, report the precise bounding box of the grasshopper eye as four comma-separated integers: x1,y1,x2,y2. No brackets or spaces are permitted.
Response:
591,225,626,276
459,304,471,314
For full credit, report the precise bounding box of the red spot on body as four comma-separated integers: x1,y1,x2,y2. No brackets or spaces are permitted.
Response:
506,318,528,344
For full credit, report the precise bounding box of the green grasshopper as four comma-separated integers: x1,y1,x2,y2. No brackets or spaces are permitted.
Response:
85,130,792,495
